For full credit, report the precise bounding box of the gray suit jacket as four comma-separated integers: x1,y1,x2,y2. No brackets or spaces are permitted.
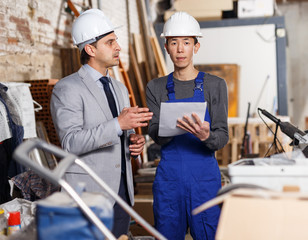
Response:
50,66,134,206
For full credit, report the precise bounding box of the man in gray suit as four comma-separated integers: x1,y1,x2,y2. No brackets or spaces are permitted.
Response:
50,9,153,237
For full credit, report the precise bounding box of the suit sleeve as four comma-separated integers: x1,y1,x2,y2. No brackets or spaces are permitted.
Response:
50,81,120,156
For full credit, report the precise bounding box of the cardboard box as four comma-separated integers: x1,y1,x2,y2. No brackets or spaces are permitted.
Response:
173,0,233,11
164,9,222,22
238,0,274,18
133,195,154,225
135,182,153,195
130,195,154,236
193,188,308,240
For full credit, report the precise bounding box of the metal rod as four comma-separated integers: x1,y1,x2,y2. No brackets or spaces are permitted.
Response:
75,159,167,240
241,102,251,158
60,180,116,240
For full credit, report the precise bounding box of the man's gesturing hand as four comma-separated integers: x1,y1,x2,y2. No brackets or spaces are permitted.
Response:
118,106,153,130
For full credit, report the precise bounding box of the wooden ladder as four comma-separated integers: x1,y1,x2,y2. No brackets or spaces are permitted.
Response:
115,60,142,135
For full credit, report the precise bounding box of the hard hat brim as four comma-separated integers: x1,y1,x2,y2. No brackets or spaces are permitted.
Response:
160,33,203,38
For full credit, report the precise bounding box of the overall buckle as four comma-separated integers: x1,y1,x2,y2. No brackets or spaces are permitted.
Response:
194,82,203,91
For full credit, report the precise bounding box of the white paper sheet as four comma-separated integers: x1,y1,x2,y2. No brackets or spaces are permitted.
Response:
158,102,207,137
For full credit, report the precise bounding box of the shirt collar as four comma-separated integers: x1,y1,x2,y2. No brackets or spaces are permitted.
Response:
83,64,111,83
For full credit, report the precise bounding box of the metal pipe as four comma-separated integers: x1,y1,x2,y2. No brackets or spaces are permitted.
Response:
60,180,116,240
75,159,167,240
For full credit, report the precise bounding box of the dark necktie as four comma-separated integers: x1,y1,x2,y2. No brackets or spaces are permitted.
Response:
99,76,127,175
99,76,118,118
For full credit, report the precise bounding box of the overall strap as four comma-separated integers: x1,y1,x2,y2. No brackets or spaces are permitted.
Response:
166,71,206,100
166,72,176,100
194,72,205,90
193,71,205,100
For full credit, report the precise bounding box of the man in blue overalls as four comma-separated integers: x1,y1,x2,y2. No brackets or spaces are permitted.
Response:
146,12,229,239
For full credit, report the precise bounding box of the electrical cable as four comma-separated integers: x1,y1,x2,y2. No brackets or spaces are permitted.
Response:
257,108,285,157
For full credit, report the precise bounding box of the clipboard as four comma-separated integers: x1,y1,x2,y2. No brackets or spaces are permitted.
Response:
158,102,207,137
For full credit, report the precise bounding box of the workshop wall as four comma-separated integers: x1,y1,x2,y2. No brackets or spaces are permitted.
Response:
0,0,72,81
278,2,308,129
0,0,140,82
1,0,308,130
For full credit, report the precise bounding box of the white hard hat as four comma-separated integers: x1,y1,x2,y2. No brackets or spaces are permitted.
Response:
161,12,202,38
71,9,120,51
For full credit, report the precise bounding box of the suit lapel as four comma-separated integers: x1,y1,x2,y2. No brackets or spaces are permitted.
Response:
78,67,113,119
111,78,125,111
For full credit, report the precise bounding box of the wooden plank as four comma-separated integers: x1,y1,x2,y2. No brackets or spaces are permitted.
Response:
231,138,238,163
133,33,151,84
150,37,164,78
119,59,142,136
133,33,149,95
136,0,158,81
72,47,81,73
129,44,147,107
150,25,168,76
253,139,259,155
215,149,222,166
133,33,146,63
221,143,230,166
60,49,69,77
60,48,81,78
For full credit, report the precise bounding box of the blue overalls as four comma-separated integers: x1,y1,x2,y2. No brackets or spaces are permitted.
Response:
153,72,221,240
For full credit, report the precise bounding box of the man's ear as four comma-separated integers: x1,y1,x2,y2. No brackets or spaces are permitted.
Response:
194,42,200,54
84,44,96,57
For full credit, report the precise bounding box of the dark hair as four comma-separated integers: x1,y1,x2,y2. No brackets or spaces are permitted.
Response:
166,37,198,45
80,41,97,65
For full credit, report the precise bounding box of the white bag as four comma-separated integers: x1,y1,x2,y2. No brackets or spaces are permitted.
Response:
1,82,37,139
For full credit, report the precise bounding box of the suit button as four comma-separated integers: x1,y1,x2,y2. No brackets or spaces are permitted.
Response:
115,164,120,168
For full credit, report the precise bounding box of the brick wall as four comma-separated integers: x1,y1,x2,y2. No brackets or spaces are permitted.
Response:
0,0,72,81
0,0,140,82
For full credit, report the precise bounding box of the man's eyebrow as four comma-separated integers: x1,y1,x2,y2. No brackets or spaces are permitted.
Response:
105,37,117,42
